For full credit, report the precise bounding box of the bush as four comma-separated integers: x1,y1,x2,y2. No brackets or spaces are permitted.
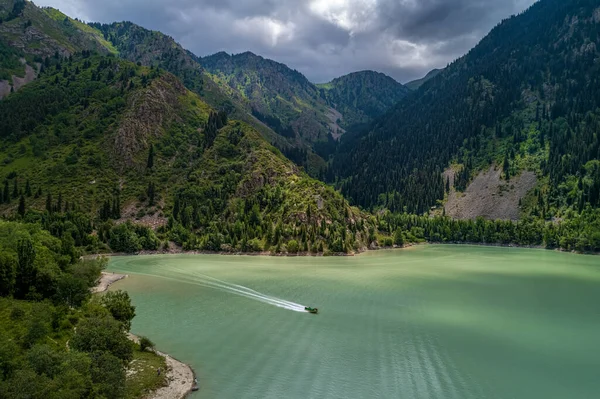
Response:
9,306,24,321
247,238,263,252
287,240,299,253
139,336,154,352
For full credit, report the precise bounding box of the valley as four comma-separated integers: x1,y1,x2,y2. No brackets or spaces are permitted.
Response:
0,0,600,397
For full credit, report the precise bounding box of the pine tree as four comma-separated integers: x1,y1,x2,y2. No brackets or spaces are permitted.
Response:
12,179,17,198
25,180,31,197
2,181,8,203
46,193,52,213
503,155,510,181
56,193,63,213
18,195,25,217
147,144,154,169
147,182,155,206
112,195,121,219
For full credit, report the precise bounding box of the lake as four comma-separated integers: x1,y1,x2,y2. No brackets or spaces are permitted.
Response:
108,245,600,399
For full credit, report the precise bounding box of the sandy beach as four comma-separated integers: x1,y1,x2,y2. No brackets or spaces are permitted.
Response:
92,271,129,293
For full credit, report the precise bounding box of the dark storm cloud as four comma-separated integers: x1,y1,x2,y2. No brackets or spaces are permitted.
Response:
36,0,536,83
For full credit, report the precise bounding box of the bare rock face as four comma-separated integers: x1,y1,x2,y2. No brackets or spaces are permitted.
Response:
0,62,38,100
12,63,37,90
114,74,186,167
0,80,10,100
444,166,537,221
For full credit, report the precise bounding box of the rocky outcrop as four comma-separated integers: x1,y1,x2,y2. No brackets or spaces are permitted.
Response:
114,74,187,167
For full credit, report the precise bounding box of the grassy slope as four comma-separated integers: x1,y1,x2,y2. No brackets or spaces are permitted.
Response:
0,1,112,86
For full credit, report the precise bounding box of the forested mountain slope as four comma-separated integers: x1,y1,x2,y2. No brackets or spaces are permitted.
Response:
1,2,408,177
0,0,112,97
0,53,376,254
198,51,336,171
84,22,297,158
405,69,442,91
317,71,410,130
331,0,600,223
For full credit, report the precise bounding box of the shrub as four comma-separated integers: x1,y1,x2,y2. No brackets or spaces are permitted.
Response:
287,240,299,253
10,306,24,321
139,336,155,352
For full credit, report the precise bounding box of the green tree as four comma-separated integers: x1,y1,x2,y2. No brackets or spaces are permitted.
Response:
503,155,510,181
139,336,155,352
108,223,141,253
57,274,89,307
394,228,405,246
26,344,64,378
0,332,20,379
99,290,136,331
90,351,126,399
15,237,36,299
0,253,17,297
70,315,133,363
287,239,299,253
45,193,52,213
147,144,154,169
25,180,31,197
3,181,10,203
57,192,63,213
17,195,25,217
147,182,155,206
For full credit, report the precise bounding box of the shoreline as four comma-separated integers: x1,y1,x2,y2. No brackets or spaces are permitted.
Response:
92,272,129,293
83,243,416,259
93,274,197,399
84,240,598,260
127,333,197,399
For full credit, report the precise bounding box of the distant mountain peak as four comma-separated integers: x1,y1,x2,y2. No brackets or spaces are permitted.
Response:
405,68,442,91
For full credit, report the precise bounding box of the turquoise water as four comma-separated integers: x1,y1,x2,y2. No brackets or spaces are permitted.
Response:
108,245,600,399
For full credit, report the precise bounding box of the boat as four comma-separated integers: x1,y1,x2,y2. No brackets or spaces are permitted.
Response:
305,307,318,314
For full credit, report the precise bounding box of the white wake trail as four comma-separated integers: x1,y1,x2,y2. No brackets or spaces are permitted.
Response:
172,269,308,312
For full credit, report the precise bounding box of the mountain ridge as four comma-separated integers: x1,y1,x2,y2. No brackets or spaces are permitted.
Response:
331,0,600,224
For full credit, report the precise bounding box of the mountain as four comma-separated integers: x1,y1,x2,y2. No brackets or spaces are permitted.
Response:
331,0,600,224
0,52,376,254
1,2,408,176
198,51,338,169
0,0,113,98
0,6,315,173
90,24,336,174
405,69,442,91
87,22,293,154
317,71,410,130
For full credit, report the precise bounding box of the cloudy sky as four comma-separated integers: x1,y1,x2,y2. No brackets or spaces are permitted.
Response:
36,0,536,83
